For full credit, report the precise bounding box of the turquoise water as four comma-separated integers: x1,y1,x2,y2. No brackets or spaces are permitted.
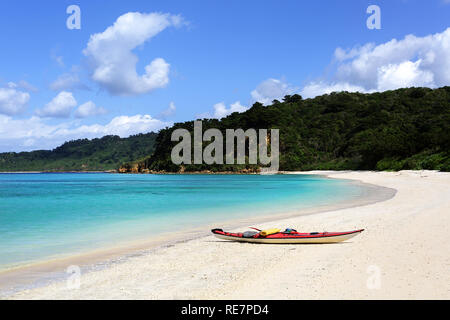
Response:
0,173,365,269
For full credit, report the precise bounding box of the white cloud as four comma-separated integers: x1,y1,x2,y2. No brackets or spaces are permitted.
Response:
337,28,449,90
10,80,38,93
51,51,65,67
0,84,30,115
0,114,168,152
301,82,367,99
50,73,89,91
195,112,212,120
251,78,298,105
195,101,248,120
35,91,77,118
376,60,434,91
74,101,107,118
65,114,167,137
158,101,176,119
302,28,450,97
213,101,248,118
83,12,184,96
55,56,64,67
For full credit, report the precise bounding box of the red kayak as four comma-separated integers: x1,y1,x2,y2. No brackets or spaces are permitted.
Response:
211,228,364,244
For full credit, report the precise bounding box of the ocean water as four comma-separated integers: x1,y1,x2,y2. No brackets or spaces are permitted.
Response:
0,173,366,270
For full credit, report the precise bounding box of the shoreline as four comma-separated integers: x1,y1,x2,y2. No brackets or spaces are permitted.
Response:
0,171,116,174
0,173,394,297
4,170,450,299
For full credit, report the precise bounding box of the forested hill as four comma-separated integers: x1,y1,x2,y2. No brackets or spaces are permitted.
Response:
0,133,157,172
120,87,450,173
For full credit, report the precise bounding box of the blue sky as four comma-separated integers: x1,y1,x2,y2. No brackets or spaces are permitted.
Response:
0,0,449,151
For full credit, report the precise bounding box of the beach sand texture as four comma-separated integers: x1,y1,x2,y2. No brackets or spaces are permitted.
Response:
6,171,450,299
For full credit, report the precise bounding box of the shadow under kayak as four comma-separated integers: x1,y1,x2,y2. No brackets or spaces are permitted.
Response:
211,228,364,244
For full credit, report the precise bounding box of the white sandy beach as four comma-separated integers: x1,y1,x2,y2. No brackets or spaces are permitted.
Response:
6,170,450,300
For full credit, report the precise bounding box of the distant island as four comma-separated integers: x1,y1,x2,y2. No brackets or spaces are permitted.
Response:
0,133,157,172
1,87,449,173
